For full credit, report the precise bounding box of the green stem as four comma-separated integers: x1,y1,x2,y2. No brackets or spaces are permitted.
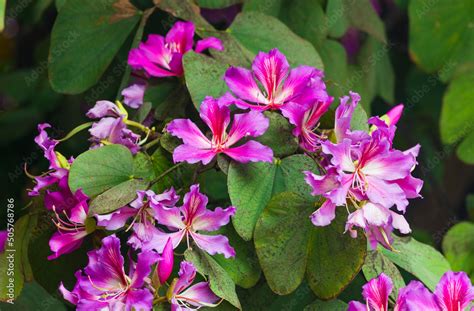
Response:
149,162,185,186
143,136,161,150
58,122,93,142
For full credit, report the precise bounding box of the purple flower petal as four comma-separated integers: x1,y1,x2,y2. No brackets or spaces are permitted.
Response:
396,280,438,311
195,37,224,53
191,232,236,258
226,111,270,146
362,273,392,310
224,66,265,104
95,206,137,230
167,119,211,148
179,282,220,308
0,231,7,253
165,21,195,54
223,140,274,163
192,206,236,231
199,96,231,140
434,271,474,311
86,100,122,119
121,84,146,109
125,289,154,311
252,49,289,102
277,65,316,104
157,238,174,285
48,230,88,260
310,200,337,226
304,168,340,196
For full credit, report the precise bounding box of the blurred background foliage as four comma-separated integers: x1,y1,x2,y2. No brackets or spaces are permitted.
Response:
0,0,473,308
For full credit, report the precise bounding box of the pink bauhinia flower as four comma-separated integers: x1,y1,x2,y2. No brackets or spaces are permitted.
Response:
86,100,141,154
128,21,223,78
152,184,236,258
28,123,69,196
350,271,474,311
434,271,474,311
280,70,333,151
48,189,94,260
95,188,179,252
60,235,158,310
168,261,220,310
224,48,320,111
348,273,392,311
167,95,273,165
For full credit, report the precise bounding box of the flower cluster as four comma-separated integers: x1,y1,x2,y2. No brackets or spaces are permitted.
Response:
348,271,474,311
24,17,442,311
305,99,422,249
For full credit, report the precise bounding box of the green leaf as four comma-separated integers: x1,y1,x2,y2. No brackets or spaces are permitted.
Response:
185,248,241,309
242,0,283,17
228,154,318,240
69,144,135,196
211,226,261,288
0,214,37,301
319,39,349,98
89,179,148,214
0,282,66,310
306,209,367,299
0,0,5,32
457,131,474,165
380,235,451,291
304,299,347,311
183,52,229,109
408,0,474,77
440,72,474,144
55,0,67,11
351,104,369,132
345,0,386,43
362,250,406,300
254,192,314,295
280,0,327,48
325,0,349,38
196,0,241,9
49,0,140,93
255,112,298,158
442,222,474,281
229,11,324,69
255,193,366,297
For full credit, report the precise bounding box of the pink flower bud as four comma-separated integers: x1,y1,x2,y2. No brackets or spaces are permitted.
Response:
157,238,174,285
385,104,404,126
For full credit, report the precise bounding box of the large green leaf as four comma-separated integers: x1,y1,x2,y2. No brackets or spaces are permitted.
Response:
362,250,406,300
442,222,474,281
255,193,366,297
319,39,349,98
185,248,241,309
254,192,314,295
228,154,318,240
306,209,367,299
229,11,324,69
325,0,349,38
457,131,474,165
409,0,474,77
49,0,140,93
0,214,37,301
380,236,451,291
183,52,229,109
255,111,298,158
280,0,327,48
69,145,151,214
440,72,474,144
211,226,261,289
0,282,66,310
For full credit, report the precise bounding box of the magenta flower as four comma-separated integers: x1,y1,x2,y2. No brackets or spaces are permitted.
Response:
156,238,174,285
121,83,146,109
281,70,333,151
168,261,220,310
153,184,236,258
167,95,273,165
28,123,69,196
60,235,158,310
348,273,392,311
434,271,474,311
334,92,370,143
350,271,474,311
96,188,179,252
48,189,93,260
0,230,7,253
128,21,223,78
87,100,141,154
224,48,320,110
